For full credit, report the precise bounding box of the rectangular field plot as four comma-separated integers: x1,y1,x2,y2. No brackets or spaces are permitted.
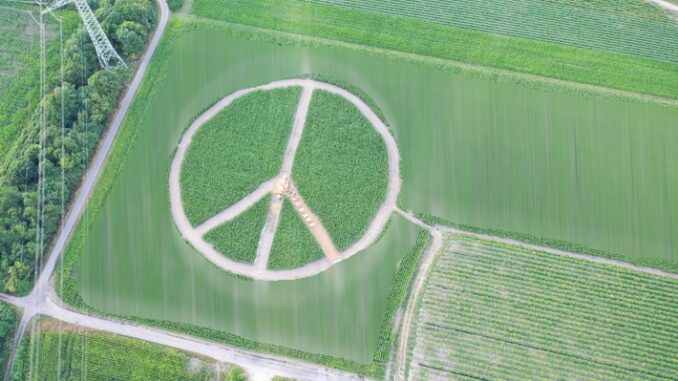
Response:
406,233,678,380
11,319,222,380
63,17,677,371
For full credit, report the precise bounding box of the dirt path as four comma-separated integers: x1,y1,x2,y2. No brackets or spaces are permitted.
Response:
1,291,369,381
390,208,443,381
287,182,341,263
645,0,678,12
2,0,171,379
443,227,678,280
254,84,314,271
195,178,275,235
170,79,401,280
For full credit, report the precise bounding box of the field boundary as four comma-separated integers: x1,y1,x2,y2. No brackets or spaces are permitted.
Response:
442,227,678,279
57,226,430,379
417,213,677,274
183,9,678,104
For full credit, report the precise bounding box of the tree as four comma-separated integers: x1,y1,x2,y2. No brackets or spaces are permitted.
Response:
116,21,147,58
225,366,248,381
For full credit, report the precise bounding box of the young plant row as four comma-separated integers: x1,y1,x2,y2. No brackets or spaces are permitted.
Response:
406,233,678,381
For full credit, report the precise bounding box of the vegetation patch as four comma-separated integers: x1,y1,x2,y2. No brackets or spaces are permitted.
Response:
0,302,18,373
268,199,325,270
180,88,299,225
293,90,388,250
204,196,270,264
405,233,678,380
10,319,221,380
301,0,678,62
191,0,678,99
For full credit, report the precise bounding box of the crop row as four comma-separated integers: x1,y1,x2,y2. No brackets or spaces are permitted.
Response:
307,0,678,62
406,234,678,380
434,252,677,317
180,87,299,225
192,0,678,99
292,89,389,251
16,329,217,380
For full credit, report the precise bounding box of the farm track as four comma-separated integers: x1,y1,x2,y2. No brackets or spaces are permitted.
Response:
646,0,678,12
170,79,402,280
390,209,678,381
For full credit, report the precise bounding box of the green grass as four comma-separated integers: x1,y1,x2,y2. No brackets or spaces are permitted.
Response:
268,199,325,270
204,196,271,264
293,90,388,250
303,0,677,62
0,302,18,373
405,233,678,380
180,88,300,225
191,0,678,99
11,320,220,380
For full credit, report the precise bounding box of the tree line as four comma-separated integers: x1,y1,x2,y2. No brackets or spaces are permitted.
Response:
0,0,157,294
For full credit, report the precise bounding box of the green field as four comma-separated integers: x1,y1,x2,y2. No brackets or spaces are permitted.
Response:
268,199,325,270
58,10,678,378
293,89,389,250
0,302,18,373
58,14,678,369
204,197,270,264
304,0,677,62
10,319,223,380
405,233,678,380
180,88,299,225
192,0,678,99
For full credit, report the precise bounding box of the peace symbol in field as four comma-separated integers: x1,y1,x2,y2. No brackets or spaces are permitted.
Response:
169,79,400,281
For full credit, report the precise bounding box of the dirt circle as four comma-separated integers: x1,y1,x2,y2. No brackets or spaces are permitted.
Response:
169,79,401,280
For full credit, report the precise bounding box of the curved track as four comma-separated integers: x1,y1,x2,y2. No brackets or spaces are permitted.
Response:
169,79,402,280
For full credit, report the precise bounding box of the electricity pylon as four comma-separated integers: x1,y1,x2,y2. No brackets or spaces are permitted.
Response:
43,0,126,71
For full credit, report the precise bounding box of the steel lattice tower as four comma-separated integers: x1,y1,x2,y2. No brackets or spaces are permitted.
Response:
43,0,126,71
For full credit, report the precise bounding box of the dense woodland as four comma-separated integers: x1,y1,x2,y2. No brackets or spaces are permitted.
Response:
0,0,157,294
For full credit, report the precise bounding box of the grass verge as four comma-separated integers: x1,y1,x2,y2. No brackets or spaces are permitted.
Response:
405,232,678,380
419,213,678,273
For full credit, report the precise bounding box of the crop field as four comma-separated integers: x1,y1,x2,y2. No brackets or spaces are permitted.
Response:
57,15,678,371
269,199,325,269
11,319,222,380
204,197,270,264
305,0,678,62
180,88,299,225
405,233,678,380
0,6,40,161
192,0,678,99
293,89,389,250
0,302,18,373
